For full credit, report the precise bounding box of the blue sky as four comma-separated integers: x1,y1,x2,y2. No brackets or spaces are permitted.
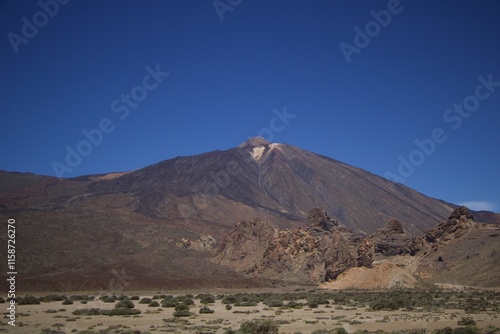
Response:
1,0,499,212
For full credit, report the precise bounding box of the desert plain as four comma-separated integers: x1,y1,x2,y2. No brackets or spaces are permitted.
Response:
2,286,499,334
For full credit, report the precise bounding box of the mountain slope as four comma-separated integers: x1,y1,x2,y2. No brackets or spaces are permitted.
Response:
89,137,456,235
0,138,498,290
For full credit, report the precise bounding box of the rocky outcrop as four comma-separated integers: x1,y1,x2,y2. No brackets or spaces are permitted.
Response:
177,234,216,251
405,206,478,256
214,209,359,283
357,238,375,268
449,206,474,220
307,208,339,232
359,219,412,260
214,206,496,287
213,219,278,273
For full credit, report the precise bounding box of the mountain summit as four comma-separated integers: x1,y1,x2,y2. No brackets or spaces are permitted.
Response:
0,139,497,290
239,136,271,148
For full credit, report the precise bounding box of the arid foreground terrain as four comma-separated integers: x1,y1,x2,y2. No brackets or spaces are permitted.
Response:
2,288,499,334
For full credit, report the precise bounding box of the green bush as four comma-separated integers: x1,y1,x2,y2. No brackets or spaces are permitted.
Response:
72,308,101,316
225,304,233,310
18,296,40,305
434,328,453,334
457,317,476,326
285,301,303,309
62,299,73,305
181,297,195,306
222,295,238,304
149,300,160,307
309,297,330,305
139,297,152,304
330,328,348,334
199,306,215,314
200,295,216,304
311,330,348,334
370,299,400,311
173,310,191,317
40,329,66,334
100,308,141,316
235,301,258,307
101,295,116,303
452,327,481,334
39,295,66,302
307,301,318,308
130,295,140,300
115,299,135,309
267,300,284,308
162,298,180,307
69,295,93,302
175,303,189,312
239,320,279,334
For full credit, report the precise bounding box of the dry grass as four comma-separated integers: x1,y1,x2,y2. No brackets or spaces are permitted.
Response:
1,289,499,334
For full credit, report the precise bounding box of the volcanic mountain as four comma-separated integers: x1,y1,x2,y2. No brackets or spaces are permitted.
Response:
0,138,497,290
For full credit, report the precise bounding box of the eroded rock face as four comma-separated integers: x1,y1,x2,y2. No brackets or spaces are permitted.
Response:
449,206,474,220
214,209,358,283
405,206,477,256
357,238,375,268
360,219,412,258
177,235,215,251
307,208,339,232
213,206,487,285
386,219,405,234
213,219,277,273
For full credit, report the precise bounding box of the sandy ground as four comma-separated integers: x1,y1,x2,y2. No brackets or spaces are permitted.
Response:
1,292,499,334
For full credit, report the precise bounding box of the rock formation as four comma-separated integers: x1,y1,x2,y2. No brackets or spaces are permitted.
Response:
214,209,360,283
407,206,479,256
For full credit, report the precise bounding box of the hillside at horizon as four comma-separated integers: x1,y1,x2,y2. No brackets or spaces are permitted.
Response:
0,138,498,291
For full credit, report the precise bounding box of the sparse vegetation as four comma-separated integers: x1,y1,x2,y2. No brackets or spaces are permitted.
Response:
200,294,216,304
39,295,66,302
238,319,279,334
101,295,116,303
148,300,160,307
10,289,500,333
17,295,41,305
72,308,101,316
457,317,477,326
139,297,152,304
199,306,215,314
115,299,135,309
173,302,192,317
266,299,284,308
162,297,180,307
100,308,142,316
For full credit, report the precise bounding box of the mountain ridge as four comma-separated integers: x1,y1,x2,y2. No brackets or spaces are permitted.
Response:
0,138,498,290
